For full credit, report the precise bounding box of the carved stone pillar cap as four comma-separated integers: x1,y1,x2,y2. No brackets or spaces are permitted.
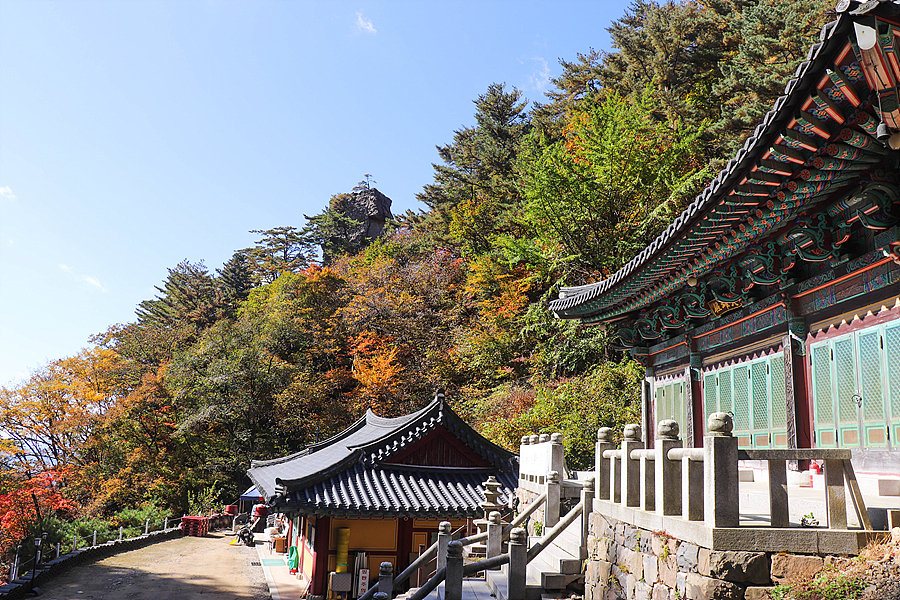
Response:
529,435,540,444
657,419,680,440
380,562,393,575
439,521,452,534
447,540,463,557
509,528,526,544
550,432,563,443
582,477,595,491
539,433,550,443
374,593,389,600
623,424,642,441
488,511,501,524
597,427,613,443
548,470,560,483
707,412,734,436
521,435,530,445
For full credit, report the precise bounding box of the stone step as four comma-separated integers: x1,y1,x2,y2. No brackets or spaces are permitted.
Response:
529,538,581,574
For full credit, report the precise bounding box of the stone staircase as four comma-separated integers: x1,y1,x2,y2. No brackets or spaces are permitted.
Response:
485,516,584,600
405,517,584,600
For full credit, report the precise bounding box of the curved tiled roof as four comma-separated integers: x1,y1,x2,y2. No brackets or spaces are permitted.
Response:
549,0,900,323
247,397,519,516
285,464,517,518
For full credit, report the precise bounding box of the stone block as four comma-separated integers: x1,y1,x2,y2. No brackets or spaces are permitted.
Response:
629,551,644,580
625,526,640,551
676,542,699,573
596,537,616,562
659,555,678,587
708,551,770,584
683,573,745,600
640,531,653,554
651,534,666,556
634,579,653,600
744,587,774,600
770,553,823,584
697,547,710,576
587,560,601,585
643,553,659,584
651,583,672,600
675,572,687,598
627,573,637,599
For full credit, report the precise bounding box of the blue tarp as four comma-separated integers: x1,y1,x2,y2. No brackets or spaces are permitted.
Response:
240,485,264,502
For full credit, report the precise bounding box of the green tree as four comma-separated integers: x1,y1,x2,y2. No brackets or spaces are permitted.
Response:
416,83,530,253
245,226,313,284
516,91,710,280
135,260,228,331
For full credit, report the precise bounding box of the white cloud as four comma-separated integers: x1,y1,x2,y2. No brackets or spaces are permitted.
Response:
356,11,376,35
529,56,551,93
59,263,107,291
0,186,15,200
82,275,107,291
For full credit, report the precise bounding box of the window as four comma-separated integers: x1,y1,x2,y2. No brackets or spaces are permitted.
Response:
702,353,787,448
655,378,687,438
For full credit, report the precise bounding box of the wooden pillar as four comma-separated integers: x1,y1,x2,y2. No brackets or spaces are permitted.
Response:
397,516,413,574
690,352,704,448
312,515,331,596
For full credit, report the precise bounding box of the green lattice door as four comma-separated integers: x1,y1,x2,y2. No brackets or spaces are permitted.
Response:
655,379,686,437
701,354,787,448
810,327,893,449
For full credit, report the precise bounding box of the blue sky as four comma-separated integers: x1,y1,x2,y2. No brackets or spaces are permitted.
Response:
1,0,631,386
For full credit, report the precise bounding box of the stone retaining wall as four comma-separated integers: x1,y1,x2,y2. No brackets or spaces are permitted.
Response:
0,527,184,599
586,512,854,600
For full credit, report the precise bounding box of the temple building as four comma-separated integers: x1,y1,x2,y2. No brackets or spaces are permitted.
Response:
247,395,518,597
550,0,900,477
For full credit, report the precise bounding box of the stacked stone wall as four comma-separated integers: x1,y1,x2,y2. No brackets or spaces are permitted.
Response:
586,512,857,600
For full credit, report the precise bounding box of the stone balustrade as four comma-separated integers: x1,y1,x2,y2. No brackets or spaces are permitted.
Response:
592,412,875,554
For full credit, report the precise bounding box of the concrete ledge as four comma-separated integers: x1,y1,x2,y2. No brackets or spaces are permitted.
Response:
593,498,875,553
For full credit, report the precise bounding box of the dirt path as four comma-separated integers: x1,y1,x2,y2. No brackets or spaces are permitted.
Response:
37,532,269,600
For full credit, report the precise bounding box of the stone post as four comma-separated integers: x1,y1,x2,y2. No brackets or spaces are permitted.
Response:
486,511,502,565
580,478,594,561
640,451,656,511
379,561,394,600
655,420,682,516
824,459,847,529
93,530,97,547
546,470,561,528
445,541,463,600
118,526,123,541
621,424,642,507
508,528,527,600
768,459,789,528
704,413,739,528
683,453,704,521
609,449,622,503
436,521,451,571
595,427,614,501
520,436,530,485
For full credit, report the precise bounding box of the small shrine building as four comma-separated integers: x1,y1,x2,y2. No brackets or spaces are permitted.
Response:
550,0,900,477
247,395,518,597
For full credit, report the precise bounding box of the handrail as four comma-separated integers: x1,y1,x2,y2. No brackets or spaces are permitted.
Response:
407,566,446,600
502,491,546,537
358,524,466,600
457,530,488,546
667,448,704,461
526,499,584,562
462,553,509,575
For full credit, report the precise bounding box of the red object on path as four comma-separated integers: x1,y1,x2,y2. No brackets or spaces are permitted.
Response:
180,516,211,537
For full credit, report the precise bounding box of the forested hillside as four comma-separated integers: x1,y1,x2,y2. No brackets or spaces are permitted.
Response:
1,0,831,576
